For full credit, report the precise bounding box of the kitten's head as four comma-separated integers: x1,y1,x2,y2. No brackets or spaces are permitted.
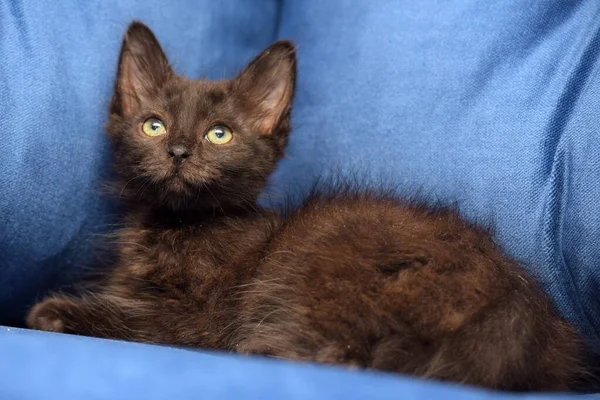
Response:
107,22,296,211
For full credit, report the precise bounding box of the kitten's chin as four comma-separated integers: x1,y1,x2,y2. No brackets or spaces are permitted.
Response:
163,174,197,194
159,175,218,206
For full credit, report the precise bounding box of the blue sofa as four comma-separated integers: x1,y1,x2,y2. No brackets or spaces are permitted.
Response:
2,1,600,398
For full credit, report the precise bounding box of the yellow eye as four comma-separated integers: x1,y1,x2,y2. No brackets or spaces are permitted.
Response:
205,125,233,144
142,118,167,137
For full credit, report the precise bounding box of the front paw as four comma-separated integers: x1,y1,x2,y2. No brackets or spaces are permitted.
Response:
26,297,72,333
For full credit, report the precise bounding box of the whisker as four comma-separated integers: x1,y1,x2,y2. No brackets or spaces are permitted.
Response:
116,241,152,252
119,174,146,200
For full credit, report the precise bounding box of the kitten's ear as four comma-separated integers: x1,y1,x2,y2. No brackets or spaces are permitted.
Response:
112,22,173,116
234,41,296,135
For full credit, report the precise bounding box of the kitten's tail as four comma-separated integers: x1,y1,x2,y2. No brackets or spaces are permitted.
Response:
433,290,580,390
373,287,584,391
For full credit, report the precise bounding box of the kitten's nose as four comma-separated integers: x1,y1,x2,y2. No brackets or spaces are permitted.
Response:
167,145,191,170
168,145,191,159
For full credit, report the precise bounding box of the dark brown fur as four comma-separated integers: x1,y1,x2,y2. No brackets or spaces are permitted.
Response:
27,21,583,391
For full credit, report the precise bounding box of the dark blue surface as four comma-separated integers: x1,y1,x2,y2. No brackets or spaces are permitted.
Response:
0,326,596,400
2,0,600,398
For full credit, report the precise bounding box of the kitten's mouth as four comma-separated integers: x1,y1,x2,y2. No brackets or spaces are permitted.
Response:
156,170,192,193
163,171,209,194
146,163,214,198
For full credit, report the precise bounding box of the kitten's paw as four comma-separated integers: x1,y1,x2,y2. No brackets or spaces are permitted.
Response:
26,298,71,333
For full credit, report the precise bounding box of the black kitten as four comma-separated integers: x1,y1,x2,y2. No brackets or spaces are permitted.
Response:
28,21,583,391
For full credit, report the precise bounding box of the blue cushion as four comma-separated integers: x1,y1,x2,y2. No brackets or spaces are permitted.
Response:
273,0,600,354
2,0,600,397
0,0,279,323
0,326,595,400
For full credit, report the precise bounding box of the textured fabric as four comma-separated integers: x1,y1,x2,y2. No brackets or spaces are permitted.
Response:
273,0,600,354
0,0,280,323
2,0,600,397
0,326,597,400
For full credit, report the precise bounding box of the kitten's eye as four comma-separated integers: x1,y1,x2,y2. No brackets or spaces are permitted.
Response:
205,125,233,145
142,118,167,137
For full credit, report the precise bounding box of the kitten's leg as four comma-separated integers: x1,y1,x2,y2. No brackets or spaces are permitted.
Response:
27,293,148,341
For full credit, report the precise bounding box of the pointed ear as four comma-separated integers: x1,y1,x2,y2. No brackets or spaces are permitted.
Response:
111,21,173,116
233,41,296,135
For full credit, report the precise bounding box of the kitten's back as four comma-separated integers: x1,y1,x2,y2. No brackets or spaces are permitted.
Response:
234,187,581,390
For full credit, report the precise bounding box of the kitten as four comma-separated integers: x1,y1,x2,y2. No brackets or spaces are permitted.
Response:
27,21,582,391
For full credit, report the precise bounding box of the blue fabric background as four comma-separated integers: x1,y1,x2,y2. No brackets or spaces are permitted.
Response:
1,0,600,398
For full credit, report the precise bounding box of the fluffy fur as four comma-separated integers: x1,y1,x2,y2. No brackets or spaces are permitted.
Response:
27,21,583,391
